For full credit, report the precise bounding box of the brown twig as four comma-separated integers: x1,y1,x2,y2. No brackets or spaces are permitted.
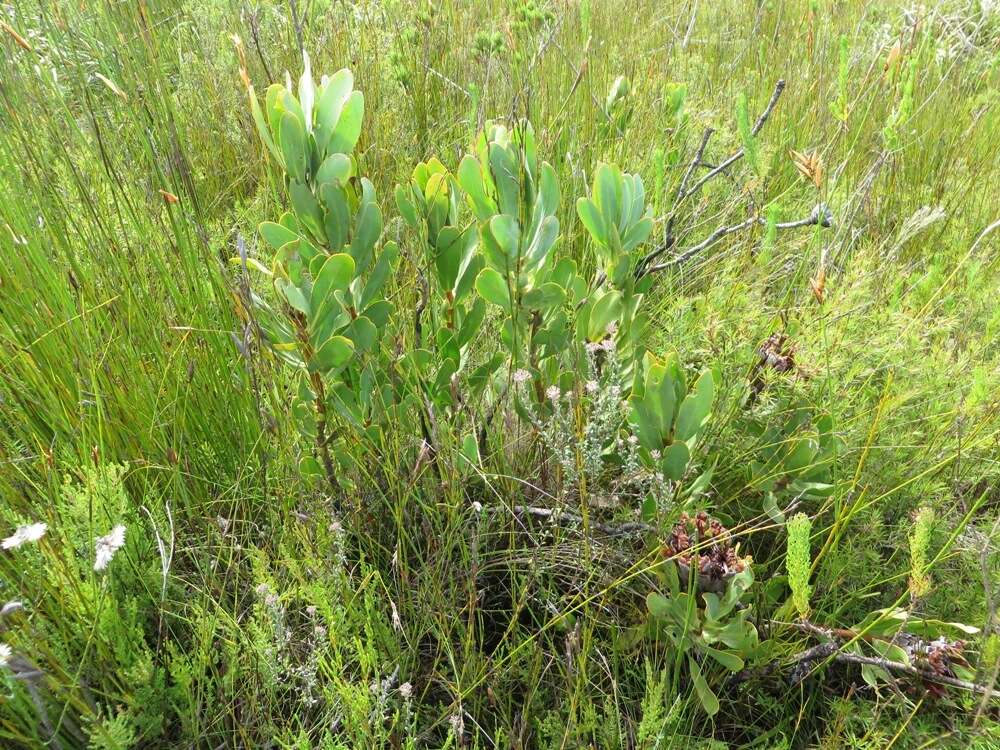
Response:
638,127,715,275
784,619,998,698
788,644,996,697
245,6,275,84
506,504,653,537
641,203,832,275
680,79,786,203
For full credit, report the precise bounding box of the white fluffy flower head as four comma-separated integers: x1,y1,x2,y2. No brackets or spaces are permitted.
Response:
94,525,126,571
2,523,47,550
0,643,11,667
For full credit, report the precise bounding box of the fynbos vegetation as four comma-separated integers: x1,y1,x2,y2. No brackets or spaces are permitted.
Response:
1,1,999,748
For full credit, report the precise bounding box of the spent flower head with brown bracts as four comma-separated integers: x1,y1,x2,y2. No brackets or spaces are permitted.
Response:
663,511,749,582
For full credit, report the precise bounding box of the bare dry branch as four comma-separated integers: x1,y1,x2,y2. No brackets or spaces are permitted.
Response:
679,79,786,203
641,203,832,275
783,619,998,698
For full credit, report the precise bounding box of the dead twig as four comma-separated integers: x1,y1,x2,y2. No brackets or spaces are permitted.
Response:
679,79,786,204
787,644,996,697
783,619,998,698
504,505,653,537
642,203,832,275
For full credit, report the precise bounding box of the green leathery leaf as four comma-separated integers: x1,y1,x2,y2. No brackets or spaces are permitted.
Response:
326,90,364,155
321,182,350,252
229,255,272,276
587,290,623,341
457,297,486,348
648,358,678,438
350,193,382,274
457,154,495,221
435,226,467,291
489,143,519,217
475,267,510,307
622,215,654,253
704,647,744,672
689,657,720,716
275,277,309,315
522,282,565,310
525,215,559,268
314,69,353,155
249,86,280,162
311,253,355,312
594,163,621,229
459,434,481,471
660,441,690,481
539,161,560,215
454,254,484,303
299,456,323,480
362,299,392,328
641,494,657,523
315,153,353,187
279,111,308,183
260,221,298,250
488,214,520,262
346,315,377,353
265,84,286,139
645,592,672,619
360,241,398,309
675,370,715,442
289,180,324,241
629,400,661,452
275,239,305,285
576,197,607,247
395,184,419,228
627,174,647,226
313,335,354,372
551,257,577,289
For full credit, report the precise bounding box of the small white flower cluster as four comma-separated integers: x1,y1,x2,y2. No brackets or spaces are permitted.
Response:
93,525,126,571
580,345,626,481
614,431,674,511
449,711,465,738
2,522,47,550
534,383,580,484
2,520,128,573
530,342,630,491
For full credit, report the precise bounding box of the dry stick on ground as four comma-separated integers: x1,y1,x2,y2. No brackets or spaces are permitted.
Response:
506,504,654,537
783,620,999,698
